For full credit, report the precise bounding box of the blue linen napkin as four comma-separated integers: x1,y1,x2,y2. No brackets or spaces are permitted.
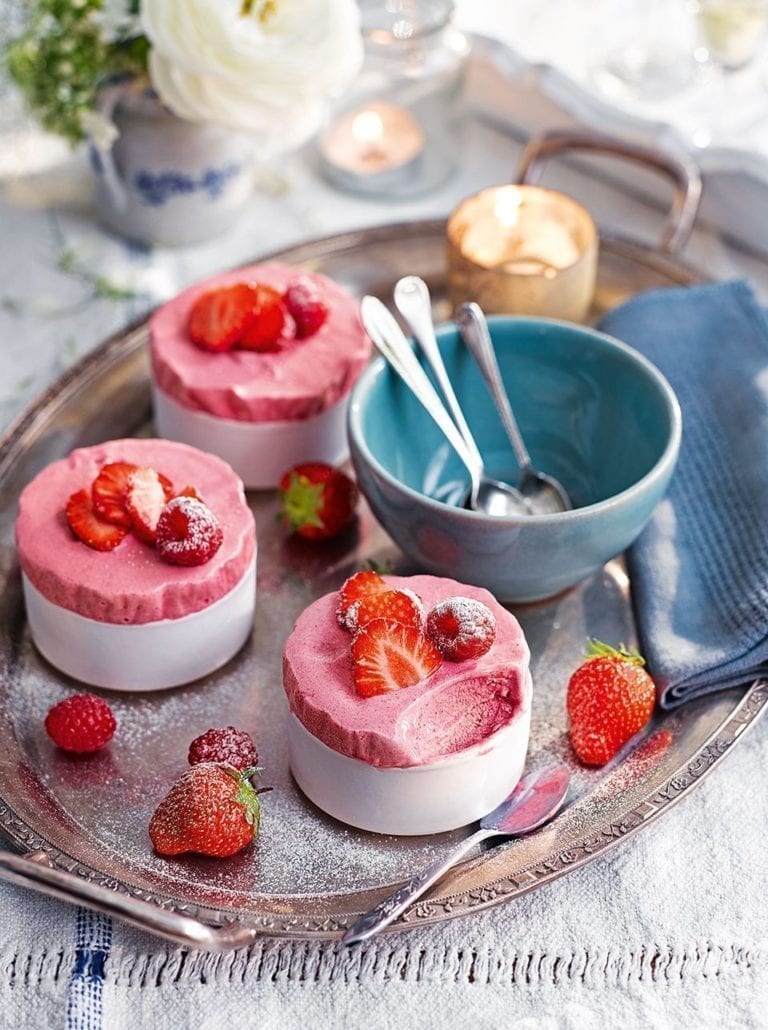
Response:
597,280,768,709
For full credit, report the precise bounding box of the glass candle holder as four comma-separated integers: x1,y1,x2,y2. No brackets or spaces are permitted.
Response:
692,0,768,71
446,184,599,322
318,0,469,198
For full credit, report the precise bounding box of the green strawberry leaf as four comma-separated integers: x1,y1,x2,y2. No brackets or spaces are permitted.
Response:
585,638,646,666
279,472,326,531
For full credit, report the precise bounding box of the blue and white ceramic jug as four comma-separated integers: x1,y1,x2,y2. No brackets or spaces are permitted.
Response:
92,84,258,247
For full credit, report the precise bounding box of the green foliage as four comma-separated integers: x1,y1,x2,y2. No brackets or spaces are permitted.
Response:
5,0,148,144
585,638,646,666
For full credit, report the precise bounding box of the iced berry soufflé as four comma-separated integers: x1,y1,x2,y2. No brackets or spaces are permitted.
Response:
149,262,372,488
283,572,533,834
15,438,256,691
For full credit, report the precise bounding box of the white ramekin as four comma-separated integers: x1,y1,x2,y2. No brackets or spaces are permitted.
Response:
152,383,351,490
287,673,533,835
22,556,256,692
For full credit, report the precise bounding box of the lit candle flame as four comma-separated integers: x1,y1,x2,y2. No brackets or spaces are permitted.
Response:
351,110,385,147
494,188,522,229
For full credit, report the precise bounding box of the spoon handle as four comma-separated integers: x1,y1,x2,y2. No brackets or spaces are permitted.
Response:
360,297,479,482
456,303,532,472
342,826,492,946
394,276,484,471
0,849,259,952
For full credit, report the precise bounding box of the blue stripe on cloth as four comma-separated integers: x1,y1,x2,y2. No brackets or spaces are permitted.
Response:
66,908,112,1030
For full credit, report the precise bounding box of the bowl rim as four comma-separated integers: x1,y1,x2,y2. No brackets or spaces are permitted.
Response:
348,314,683,525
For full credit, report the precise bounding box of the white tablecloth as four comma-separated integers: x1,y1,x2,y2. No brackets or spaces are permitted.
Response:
1,23,768,1030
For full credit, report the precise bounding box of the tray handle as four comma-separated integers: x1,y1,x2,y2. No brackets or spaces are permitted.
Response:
516,129,702,255
0,849,259,952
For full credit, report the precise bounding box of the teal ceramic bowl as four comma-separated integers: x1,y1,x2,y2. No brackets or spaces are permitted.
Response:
348,316,682,603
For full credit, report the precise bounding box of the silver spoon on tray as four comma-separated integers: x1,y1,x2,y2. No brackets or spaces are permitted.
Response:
456,302,572,515
360,295,532,518
342,763,571,945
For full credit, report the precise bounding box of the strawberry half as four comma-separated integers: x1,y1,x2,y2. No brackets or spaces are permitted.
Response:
352,617,442,699
124,466,173,545
187,283,263,352
66,488,128,551
175,484,204,502
237,283,286,351
336,569,389,629
566,639,656,766
345,587,424,634
91,461,139,528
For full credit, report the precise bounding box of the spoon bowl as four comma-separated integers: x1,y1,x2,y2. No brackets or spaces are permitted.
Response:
342,763,571,944
360,294,531,518
456,302,571,515
394,276,534,517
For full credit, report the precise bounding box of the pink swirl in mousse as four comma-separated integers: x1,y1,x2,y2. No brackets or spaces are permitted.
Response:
150,262,372,422
16,438,255,625
283,575,531,768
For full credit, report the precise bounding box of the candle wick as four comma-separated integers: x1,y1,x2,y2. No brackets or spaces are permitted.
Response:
361,143,389,168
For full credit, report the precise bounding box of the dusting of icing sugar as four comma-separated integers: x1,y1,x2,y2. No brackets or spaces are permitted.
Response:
398,586,426,625
6,598,464,902
341,585,425,634
156,497,223,566
426,595,497,661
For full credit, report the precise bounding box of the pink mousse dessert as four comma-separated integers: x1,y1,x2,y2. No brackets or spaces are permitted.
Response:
283,573,532,834
150,262,372,489
16,438,256,691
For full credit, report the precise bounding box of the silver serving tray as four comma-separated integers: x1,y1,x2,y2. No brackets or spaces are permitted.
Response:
1,220,766,942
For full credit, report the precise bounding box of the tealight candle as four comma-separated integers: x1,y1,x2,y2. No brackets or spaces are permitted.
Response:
446,185,598,322
319,101,425,195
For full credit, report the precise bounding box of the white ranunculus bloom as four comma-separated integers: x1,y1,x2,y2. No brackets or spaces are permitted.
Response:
140,0,364,145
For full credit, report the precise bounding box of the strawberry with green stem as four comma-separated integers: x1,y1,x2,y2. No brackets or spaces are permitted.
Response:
566,639,656,766
149,763,266,858
278,462,358,540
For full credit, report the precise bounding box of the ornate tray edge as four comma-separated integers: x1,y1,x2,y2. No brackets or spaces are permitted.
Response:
0,220,754,941
2,686,764,940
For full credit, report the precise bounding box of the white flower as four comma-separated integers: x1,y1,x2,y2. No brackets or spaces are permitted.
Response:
80,109,120,150
140,0,364,149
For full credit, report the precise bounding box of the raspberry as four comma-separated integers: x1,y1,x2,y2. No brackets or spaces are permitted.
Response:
44,693,117,753
188,726,259,769
155,496,223,566
425,596,497,661
284,277,329,338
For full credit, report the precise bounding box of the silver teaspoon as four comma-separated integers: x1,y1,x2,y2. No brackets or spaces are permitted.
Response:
393,276,534,515
360,296,531,518
342,763,571,946
456,302,572,515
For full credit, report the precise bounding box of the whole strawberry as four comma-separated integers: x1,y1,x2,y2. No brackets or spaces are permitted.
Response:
188,726,258,770
278,462,358,540
45,693,117,753
149,763,261,858
567,640,656,766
